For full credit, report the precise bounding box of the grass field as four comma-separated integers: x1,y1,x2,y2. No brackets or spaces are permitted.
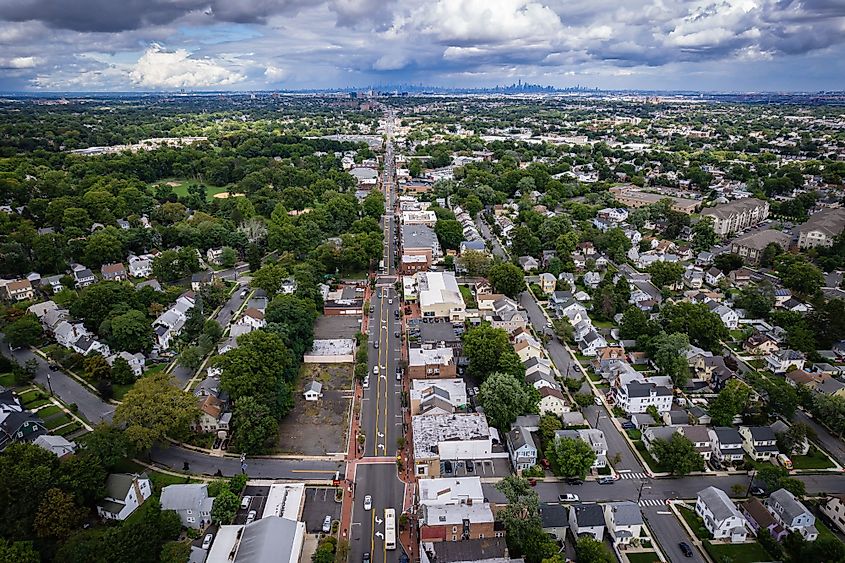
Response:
36,405,63,418
0,373,15,387
791,445,836,470
152,178,232,201
45,413,72,430
113,459,196,492
703,540,770,563
626,552,660,563
55,422,82,436
678,506,710,540
635,441,669,473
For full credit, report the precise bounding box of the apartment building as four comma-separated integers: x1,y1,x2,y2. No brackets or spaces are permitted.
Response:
701,198,769,236
797,207,845,248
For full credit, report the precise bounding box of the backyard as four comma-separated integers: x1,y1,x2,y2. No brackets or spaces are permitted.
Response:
625,552,660,563
678,506,709,540
791,445,836,470
703,540,771,563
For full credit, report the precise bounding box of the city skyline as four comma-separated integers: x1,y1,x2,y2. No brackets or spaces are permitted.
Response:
1,0,844,92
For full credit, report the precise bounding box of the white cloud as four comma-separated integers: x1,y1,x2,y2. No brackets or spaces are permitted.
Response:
264,65,286,80
0,55,41,68
130,43,244,88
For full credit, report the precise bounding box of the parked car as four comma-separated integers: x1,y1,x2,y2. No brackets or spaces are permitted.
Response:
363,376,370,388
597,476,615,485
363,495,372,511
322,515,332,533
558,493,579,502
240,496,252,510
362,552,371,563
394,330,400,338
246,510,257,525
565,478,583,486
679,542,693,557
621,421,635,429
593,395,602,406
201,533,213,550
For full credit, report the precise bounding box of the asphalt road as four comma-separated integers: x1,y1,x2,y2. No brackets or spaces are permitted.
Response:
476,216,507,259
349,462,405,563
793,408,845,467
0,334,115,424
148,444,344,480
642,505,706,563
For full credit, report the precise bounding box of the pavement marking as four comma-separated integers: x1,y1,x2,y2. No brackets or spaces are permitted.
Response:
639,499,670,507
290,469,340,474
618,472,650,480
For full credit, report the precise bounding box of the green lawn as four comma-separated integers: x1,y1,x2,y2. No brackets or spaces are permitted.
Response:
593,319,614,329
36,405,62,418
791,446,836,470
813,514,838,542
634,441,670,473
626,428,642,441
703,541,770,563
152,178,232,201
55,422,82,436
17,389,44,404
626,552,660,563
588,371,602,382
678,506,710,540
0,373,15,387
45,413,72,430
112,383,134,401
459,285,477,309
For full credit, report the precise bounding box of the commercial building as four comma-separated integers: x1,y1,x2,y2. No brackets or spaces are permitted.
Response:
408,346,457,379
413,413,493,478
402,224,442,268
701,198,769,236
410,379,467,415
415,271,466,321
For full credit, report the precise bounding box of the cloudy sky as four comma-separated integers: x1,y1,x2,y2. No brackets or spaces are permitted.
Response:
0,0,844,92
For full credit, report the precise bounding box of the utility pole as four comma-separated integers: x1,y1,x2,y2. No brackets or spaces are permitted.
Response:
637,480,651,504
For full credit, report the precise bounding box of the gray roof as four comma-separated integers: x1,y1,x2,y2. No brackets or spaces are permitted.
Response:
698,486,742,522
235,516,299,563
767,488,812,525
304,381,322,394
507,427,536,452
572,503,605,527
646,426,680,443
105,473,145,500
747,426,777,442
160,484,210,511
402,224,438,250
626,380,672,398
607,501,643,526
713,427,743,445
540,502,568,528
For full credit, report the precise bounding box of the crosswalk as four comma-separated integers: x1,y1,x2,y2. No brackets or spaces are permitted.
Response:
616,471,649,480
639,499,671,507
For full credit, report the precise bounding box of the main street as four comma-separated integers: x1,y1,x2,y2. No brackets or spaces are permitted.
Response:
351,111,407,563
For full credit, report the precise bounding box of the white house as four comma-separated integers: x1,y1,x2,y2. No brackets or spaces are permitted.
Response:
765,489,818,541
766,350,806,374
604,502,643,546
613,379,673,415
96,473,153,521
303,381,323,401
739,426,779,461
106,351,146,378
538,387,569,416
578,330,608,357
569,503,605,541
128,255,153,278
506,426,538,473
709,427,745,464
160,484,214,529
820,495,845,534
556,429,607,470
695,486,748,542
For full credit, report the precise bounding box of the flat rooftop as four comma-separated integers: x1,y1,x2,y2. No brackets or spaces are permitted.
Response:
413,413,491,459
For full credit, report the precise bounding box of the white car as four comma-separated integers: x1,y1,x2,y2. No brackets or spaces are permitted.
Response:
246,510,257,524
201,533,213,550
558,493,580,502
373,365,379,376
240,496,252,509
363,495,372,511
363,376,370,389
594,396,602,406
388,298,393,304
322,515,332,533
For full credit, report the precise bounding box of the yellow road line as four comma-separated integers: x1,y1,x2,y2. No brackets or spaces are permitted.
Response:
371,507,375,558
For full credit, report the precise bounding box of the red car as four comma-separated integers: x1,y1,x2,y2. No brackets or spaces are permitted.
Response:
528,478,537,486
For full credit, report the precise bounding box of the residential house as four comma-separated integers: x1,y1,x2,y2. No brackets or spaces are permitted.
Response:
568,503,605,541
538,272,556,294
41,275,64,293
153,292,195,350
583,271,601,289
705,267,725,287
695,486,748,542
740,497,787,541
729,268,754,287
770,420,809,456
642,426,680,455
604,502,644,547
680,425,713,460
819,494,845,534
193,395,230,434
160,484,214,529
766,350,806,374
706,300,739,330
106,351,145,378
73,268,96,288
709,427,745,464
190,271,214,291
613,379,673,415
101,262,127,281
33,434,77,458
506,426,538,473
765,488,818,541
739,426,779,461
540,503,569,543
303,381,323,401
206,247,224,265
744,333,779,355
518,256,539,272
538,387,569,417
578,330,608,357
483,297,527,333
4,279,34,301
0,390,47,452
97,473,153,521
128,255,153,278
685,267,705,289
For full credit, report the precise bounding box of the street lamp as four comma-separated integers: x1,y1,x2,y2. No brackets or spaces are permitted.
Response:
46,372,53,396
745,468,757,497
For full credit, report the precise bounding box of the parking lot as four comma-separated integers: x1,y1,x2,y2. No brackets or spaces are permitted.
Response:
302,487,342,533
439,457,511,478
233,485,270,525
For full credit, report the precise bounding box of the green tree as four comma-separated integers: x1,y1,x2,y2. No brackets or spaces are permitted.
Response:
660,301,728,351
488,262,525,297
204,319,224,342
651,434,705,475
83,231,123,268
708,379,751,427
548,436,596,479
462,324,520,381
232,396,280,455
434,219,464,251
110,356,135,385
361,191,385,220
647,261,685,288
651,332,690,387
713,253,743,274
113,371,201,452
33,488,84,541
160,541,192,563
110,309,154,353
776,256,825,297
219,247,238,268
3,314,42,348
691,216,718,251
211,486,239,525
408,159,422,178
82,424,133,469
458,249,492,276
575,536,614,563
735,284,775,319
619,307,658,341
477,372,538,429
265,294,318,358
510,225,541,258
0,539,39,563
250,262,288,295
495,476,557,563
596,227,632,262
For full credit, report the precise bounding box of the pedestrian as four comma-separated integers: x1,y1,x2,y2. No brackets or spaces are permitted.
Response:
183,461,190,471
